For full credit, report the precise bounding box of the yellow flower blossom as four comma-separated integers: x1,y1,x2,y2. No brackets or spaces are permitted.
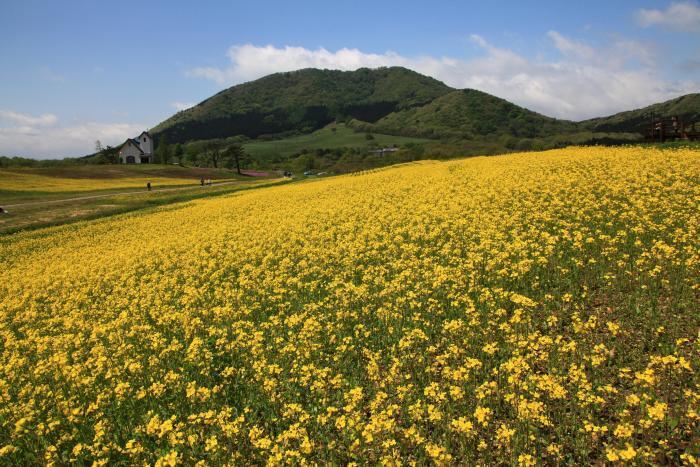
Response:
648,401,667,422
474,406,492,427
613,423,634,439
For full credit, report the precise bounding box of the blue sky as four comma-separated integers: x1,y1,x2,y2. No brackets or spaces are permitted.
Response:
1,0,699,158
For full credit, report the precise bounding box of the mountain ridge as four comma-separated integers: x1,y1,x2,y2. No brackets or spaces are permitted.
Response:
152,67,453,142
151,66,699,144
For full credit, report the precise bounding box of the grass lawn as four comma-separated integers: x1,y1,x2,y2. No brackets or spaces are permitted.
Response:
0,177,285,234
243,123,431,162
1,164,242,180
0,165,256,202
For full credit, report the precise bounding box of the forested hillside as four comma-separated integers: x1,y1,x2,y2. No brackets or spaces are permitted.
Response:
152,67,452,143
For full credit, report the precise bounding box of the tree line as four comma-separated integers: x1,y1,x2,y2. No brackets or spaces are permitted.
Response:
152,137,250,174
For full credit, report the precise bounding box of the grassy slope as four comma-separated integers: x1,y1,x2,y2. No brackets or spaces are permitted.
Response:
361,89,579,139
0,178,284,234
1,164,242,180
243,124,431,162
0,165,248,201
581,93,700,133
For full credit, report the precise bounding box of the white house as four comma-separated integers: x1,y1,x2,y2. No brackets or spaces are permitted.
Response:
119,131,154,163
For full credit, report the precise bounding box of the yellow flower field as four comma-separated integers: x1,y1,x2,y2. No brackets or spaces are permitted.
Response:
0,146,698,465
0,169,202,193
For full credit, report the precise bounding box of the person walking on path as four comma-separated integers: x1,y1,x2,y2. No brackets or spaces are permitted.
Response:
147,181,151,192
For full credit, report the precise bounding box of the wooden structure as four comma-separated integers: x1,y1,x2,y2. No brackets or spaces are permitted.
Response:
646,114,700,142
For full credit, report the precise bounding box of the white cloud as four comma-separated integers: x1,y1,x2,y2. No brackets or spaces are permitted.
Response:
0,109,143,158
636,2,700,32
186,34,698,120
186,44,409,84
170,101,196,111
547,31,595,60
609,39,656,68
0,110,58,127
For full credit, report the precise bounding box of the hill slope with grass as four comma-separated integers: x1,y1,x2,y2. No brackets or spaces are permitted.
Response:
243,123,430,162
581,93,700,133
151,67,453,143
351,89,580,139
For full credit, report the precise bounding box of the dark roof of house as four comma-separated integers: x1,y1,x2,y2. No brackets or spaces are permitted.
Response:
119,138,144,155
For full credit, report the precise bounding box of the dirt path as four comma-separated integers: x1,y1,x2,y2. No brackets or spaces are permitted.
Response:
3,180,248,208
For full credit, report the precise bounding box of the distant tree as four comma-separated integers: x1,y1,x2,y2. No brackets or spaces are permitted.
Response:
104,145,118,164
183,144,198,166
95,140,103,152
499,134,518,150
173,143,184,165
92,154,109,164
155,136,171,164
515,139,533,151
292,153,316,173
203,143,220,168
365,132,374,140
223,144,248,174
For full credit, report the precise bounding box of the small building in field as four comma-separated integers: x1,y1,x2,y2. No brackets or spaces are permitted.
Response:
368,147,399,156
119,131,153,164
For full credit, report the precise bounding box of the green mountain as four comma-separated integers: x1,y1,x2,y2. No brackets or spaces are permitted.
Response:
353,89,579,139
152,67,452,143
581,93,700,133
150,66,699,157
